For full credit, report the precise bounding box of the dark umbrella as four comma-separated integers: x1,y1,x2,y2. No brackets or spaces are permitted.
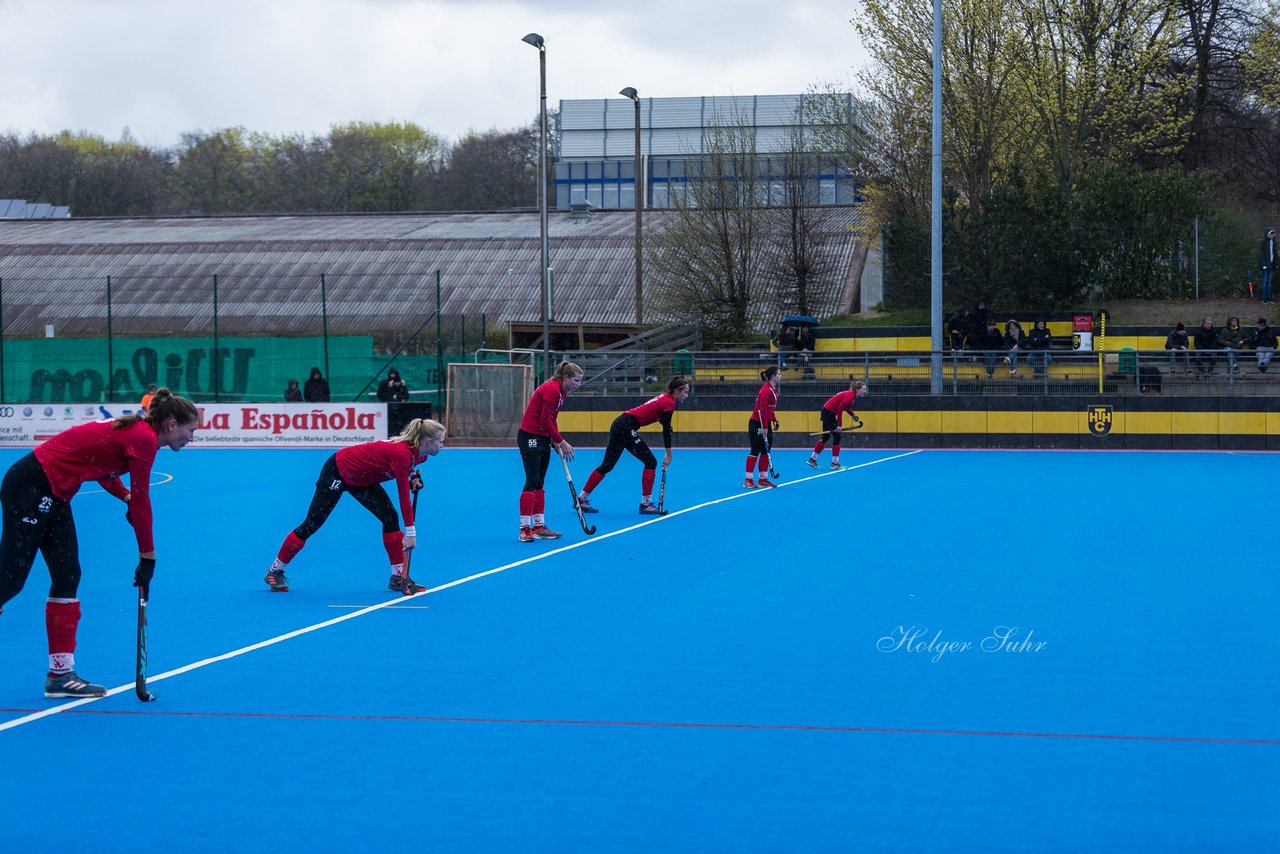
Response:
780,315,819,326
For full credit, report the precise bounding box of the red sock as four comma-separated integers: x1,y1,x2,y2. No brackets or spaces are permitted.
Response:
46,599,80,673
382,530,405,566
534,489,546,515
641,468,656,497
276,531,306,564
519,491,535,518
759,453,771,474
745,455,757,475
812,440,825,455
583,469,604,495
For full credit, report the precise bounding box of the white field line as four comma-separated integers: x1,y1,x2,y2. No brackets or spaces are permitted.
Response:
1,450,921,734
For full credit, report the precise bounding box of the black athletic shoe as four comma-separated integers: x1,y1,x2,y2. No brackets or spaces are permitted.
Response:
45,671,107,699
388,574,425,595
576,496,599,513
638,502,662,515
264,569,290,592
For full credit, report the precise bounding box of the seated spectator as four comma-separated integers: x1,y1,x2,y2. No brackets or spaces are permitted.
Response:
1251,317,1277,373
974,316,1005,378
946,306,970,352
1165,323,1191,373
1219,316,1246,374
304,367,330,402
1002,320,1025,376
377,368,410,402
284,378,303,402
1192,317,1218,376
1026,319,1053,378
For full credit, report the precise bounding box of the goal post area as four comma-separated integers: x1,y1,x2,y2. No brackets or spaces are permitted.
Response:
444,362,534,446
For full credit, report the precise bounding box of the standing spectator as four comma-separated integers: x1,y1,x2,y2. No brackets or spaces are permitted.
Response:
1251,317,1277,373
1165,323,1191,373
139,383,158,410
1026,319,1053,378
1002,320,1025,376
1219,316,1247,374
304,367,330,402
974,316,1005,378
376,368,409,402
946,305,971,353
284,379,303,402
1192,317,1218,376
967,297,993,349
0,389,199,697
1259,228,1276,303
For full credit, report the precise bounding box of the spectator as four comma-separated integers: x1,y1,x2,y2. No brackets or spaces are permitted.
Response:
1259,228,1276,304
795,325,816,378
946,306,970,353
1219,316,1247,374
974,316,1005,378
139,383,158,410
1192,317,1218,376
377,368,409,402
1251,317,1277,373
1026,319,1053,378
1165,323,1191,373
284,379,303,402
967,297,993,348
304,367,330,402
1002,320,1025,376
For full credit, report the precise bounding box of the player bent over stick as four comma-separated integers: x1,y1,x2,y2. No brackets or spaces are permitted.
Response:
745,366,781,488
0,389,199,698
265,418,445,594
516,361,583,542
808,381,868,470
576,376,690,515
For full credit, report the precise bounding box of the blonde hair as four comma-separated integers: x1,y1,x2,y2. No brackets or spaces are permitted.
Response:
395,418,445,445
849,380,866,392
553,361,584,381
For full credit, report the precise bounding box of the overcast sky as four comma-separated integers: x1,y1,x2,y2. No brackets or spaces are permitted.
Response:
0,0,867,149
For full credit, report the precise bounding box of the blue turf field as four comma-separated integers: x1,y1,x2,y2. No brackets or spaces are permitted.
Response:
1,445,1277,851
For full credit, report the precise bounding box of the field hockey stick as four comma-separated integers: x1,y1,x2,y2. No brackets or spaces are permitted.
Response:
135,588,156,702
656,465,669,515
559,450,597,535
763,422,780,479
401,490,422,595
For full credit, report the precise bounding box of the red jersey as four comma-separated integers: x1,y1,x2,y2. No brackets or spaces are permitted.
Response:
823,390,861,417
751,382,779,424
625,392,678,449
33,418,159,552
518,379,567,444
335,440,425,528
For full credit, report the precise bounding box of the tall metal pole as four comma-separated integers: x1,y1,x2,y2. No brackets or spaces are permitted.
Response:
929,0,944,395
524,33,551,377
621,87,643,324
212,274,221,403
320,273,331,390
0,277,5,403
435,269,444,415
106,276,115,403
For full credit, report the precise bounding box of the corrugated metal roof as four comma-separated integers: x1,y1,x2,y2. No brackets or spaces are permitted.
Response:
0,209,869,337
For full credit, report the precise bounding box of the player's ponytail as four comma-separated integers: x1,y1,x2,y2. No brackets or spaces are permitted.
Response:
114,387,199,430
553,361,584,382
760,365,780,382
849,380,866,393
667,376,689,394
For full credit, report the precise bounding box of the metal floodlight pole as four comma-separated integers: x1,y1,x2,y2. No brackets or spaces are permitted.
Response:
929,0,944,396
523,32,551,377
620,86,643,325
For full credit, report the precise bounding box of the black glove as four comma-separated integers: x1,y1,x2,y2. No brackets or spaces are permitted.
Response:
408,470,424,494
770,419,780,432
134,557,156,598
125,506,133,525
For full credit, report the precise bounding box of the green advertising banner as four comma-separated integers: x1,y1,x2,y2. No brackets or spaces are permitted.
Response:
0,336,458,404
